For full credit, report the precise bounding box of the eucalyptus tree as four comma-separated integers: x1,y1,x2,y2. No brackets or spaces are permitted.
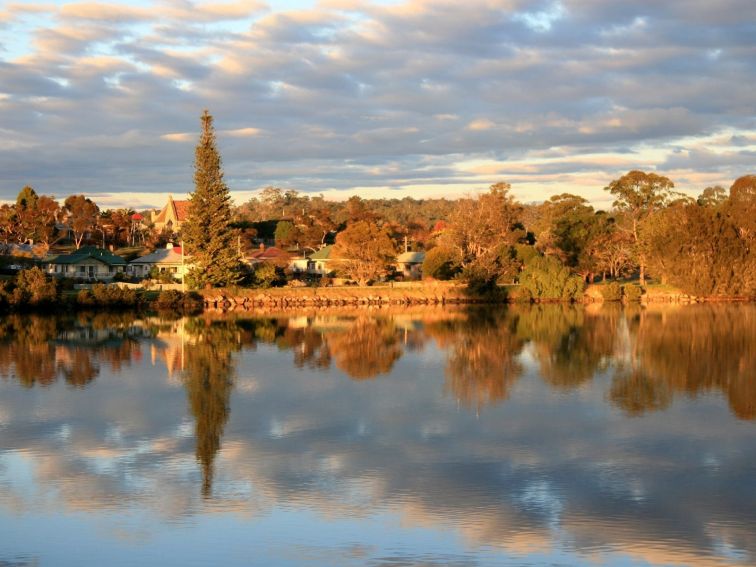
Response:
604,170,677,284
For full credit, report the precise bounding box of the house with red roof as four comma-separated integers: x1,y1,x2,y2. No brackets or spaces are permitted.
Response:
245,245,291,267
152,195,190,232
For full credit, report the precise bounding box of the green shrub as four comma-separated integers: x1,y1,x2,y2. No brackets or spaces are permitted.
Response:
149,266,177,284
599,281,622,301
422,247,459,280
514,244,539,265
519,255,584,301
155,290,203,313
248,262,285,288
77,284,137,308
0,267,60,309
623,284,644,302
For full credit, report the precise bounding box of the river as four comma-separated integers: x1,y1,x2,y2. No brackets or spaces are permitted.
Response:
0,304,754,566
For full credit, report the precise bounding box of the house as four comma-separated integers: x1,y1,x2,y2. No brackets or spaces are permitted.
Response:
129,243,189,281
296,245,338,276
152,195,190,232
246,245,291,267
395,251,426,280
47,246,127,281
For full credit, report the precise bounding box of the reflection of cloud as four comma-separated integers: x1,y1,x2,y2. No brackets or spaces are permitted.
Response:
0,307,754,565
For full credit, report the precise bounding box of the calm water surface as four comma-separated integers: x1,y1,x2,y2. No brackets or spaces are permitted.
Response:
0,304,754,566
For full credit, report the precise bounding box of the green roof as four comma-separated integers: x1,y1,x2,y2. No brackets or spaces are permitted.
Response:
396,251,425,264
49,246,127,266
309,245,334,260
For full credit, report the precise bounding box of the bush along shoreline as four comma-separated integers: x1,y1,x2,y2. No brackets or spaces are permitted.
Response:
0,268,750,315
0,268,204,314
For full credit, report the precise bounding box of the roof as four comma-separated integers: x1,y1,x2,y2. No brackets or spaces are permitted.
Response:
247,246,291,262
154,196,190,225
396,251,426,264
309,245,334,260
49,246,127,266
131,247,185,265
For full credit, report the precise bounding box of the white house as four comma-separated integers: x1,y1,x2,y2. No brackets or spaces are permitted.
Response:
47,246,127,281
129,243,189,281
395,251,425,280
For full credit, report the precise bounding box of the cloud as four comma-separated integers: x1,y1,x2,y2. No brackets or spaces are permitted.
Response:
0,0,753,204
225,126,262,137
466,118,496,131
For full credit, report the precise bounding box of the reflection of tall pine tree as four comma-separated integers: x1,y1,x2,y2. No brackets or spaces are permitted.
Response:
182,319,240,498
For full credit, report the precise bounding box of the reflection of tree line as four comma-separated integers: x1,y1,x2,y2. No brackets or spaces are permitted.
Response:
0,313,148,388
610,306,756,420
226,306,755,420
1,306,753,497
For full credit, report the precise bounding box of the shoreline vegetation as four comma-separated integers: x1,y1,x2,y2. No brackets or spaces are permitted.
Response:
0,268,752,316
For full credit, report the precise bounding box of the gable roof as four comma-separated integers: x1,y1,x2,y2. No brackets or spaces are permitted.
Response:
131,247,185,265
49,246,127,266
248,246,291,262
173,200,190,221
309,245,334,260
396,251,426,264
154,195,191,225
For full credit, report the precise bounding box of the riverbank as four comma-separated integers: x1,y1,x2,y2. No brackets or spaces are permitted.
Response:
199,281,479,310
200,281,754,311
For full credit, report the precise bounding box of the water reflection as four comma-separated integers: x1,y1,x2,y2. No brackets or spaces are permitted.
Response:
182,319,239,498
0,304,754,566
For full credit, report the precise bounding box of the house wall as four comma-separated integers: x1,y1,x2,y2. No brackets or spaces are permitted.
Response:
399,262,423,280
48,260,124,280
129,262,189,281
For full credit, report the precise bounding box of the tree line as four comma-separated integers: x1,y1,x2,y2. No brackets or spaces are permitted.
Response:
5,109,754,297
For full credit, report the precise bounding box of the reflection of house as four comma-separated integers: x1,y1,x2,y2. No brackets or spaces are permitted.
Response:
246,245,291,267
152,195,190,232
129,243,188,281
396,251,425,280
146,317,187,383
47,246,127,281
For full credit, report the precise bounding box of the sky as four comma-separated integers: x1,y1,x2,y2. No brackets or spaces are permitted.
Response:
0,0,754,210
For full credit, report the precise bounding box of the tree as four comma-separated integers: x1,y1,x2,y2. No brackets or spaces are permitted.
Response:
697,185,728,207
64,195,99,249
641,196,754,296
422,246,459,280
300,199,336,248
16,186,39,210
519,255,585,301
274,220,300,248
604,171,677,284
441,182,524,287
727,174,756,245
332,220,395,285
12,187,59,248
182,110,242,288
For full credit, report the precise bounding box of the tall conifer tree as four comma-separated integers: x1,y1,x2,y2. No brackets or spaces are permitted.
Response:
183,110,241,287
